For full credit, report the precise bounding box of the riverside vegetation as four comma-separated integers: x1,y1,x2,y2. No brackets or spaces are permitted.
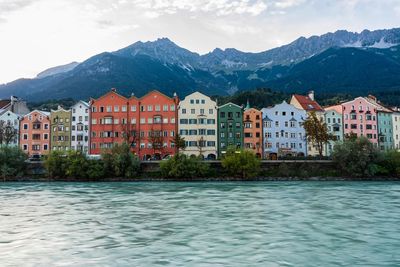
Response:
2,138,400,181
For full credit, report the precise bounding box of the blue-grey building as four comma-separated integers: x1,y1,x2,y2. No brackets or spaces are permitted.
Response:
262,101,307,159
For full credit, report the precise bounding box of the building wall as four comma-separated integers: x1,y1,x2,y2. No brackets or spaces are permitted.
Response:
71,101,90,153
243,108,263,157
324,109,344,156
89,90,131,155
50,108,72,151
178,91,217,159
262,101,307,158
377,111,394,151
19,110,50,156
217,103,243,157
392,112,400,150
342,97,379,146
0,110,20,146
138,91,179,160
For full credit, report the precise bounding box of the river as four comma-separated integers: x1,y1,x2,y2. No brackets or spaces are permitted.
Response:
1,182,400,266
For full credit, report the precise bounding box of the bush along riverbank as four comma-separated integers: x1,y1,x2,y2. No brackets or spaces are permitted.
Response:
2,138,400,182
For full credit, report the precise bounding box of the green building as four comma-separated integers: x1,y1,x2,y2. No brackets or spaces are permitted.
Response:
217,102,244,158
324,107,344,156
377,111,393,151
50,106,72,151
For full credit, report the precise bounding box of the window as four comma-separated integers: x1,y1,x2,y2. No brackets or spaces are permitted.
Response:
220,112,225,118
147,105,153,112
207,119,215,124
106,106,112,112
182,109,186,114
131,105,137,112
209,109,213,114
114,106,119,112
170,105,175,111
23,124,28,130
155,105,160,111
163,105,168,111
122,106,127,112
200,109,204,115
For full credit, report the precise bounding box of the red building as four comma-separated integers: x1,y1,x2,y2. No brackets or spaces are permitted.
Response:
89,89,179,160
138,90,179,160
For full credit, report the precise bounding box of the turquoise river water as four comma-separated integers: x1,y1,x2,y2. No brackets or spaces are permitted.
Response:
1,182,400,266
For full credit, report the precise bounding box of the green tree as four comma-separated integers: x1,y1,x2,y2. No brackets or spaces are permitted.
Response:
65,150,89,179
102,143,140,178
332,137,381,177
377,150,400,177
44,150,68,179
221,148,260,179
0,146,27,181
160,153,209,179
171,133,186,152
304,111,334,157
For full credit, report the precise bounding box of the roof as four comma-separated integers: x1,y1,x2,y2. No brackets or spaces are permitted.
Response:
292,94,324,112
324,104,343,114
218,102,242,109
0,99,11,109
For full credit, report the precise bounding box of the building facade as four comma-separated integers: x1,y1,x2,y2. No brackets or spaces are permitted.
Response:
290,91,325,156
342,97,379,147
262,101,307,159
19,110,50,156
178,91,217,159
0,96,29,116
0,110,20,146
324,105,344,156
138,90,179,160
90,89,134,155
377,111,394,151
243,104,263,157
392,109,400,150
217,102,243,157
71,101,90,153
50,107,72,151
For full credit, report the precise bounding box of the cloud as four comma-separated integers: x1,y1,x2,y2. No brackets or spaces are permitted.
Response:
0,0,36,22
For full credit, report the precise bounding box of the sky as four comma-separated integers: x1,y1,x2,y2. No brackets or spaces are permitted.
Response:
0,0,399,84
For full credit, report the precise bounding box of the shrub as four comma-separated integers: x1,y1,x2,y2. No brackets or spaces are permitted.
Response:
65,151,89,179
101,143,140,178
221,148,260,179
377,150,400,177
160,153,210,179
86,160,105,180
0,146,27,180
332,137,381,177
44,150,68,179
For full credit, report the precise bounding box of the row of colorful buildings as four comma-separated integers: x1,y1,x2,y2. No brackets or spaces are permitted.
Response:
1,89,399,159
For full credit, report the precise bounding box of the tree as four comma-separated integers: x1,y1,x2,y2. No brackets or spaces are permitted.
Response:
221,148,261,179
160,153,210,179
303,111,334,157
0,146,27,181
197,136,205,157
0,120,18,145
121,123,138,149
171,133,186,152
149,131,164,158
332,137,381,177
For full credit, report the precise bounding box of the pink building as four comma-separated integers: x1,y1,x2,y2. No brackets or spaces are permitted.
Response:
342,97,379,145
19,110,51,156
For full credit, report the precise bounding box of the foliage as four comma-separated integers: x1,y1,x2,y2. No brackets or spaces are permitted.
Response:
0,146,27,180
172,134,186,152
101,143,140,178
303,111,334,157
44,151,68,179
215,88,289,109
65,151,89,179
86,160,105,180
0,120,18,145
221,148,261,179
160,153,210,179
377,150,400,177
332,137,381,177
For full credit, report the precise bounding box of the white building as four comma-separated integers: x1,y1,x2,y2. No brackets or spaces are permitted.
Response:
178,91,218,159
392,108,400,150
71,101,90,153
0,110,20,146
262,101,307,159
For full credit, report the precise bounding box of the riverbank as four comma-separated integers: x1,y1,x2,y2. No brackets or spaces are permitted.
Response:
1,160,398,182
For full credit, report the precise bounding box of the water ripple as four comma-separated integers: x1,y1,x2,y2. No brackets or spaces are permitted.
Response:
1,182,400,266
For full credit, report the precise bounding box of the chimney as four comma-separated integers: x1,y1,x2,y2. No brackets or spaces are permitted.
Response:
367,95,377,102
308,90,315,101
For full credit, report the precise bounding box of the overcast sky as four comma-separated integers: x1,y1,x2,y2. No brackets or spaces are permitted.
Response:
0,0,399,84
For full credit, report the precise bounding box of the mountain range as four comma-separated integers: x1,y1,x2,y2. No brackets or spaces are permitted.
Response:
1,27,400,104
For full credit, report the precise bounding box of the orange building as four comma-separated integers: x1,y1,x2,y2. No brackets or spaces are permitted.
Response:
89,89,179,160
19,110,51,157
89,89,139,155
138,90,179,160
243,102,263,158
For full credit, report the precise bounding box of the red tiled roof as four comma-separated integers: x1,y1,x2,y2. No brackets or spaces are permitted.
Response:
293,94,324,112
0,100,11,109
